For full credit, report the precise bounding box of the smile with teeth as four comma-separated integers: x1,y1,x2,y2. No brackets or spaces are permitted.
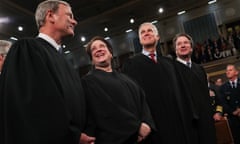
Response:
95,51,105,57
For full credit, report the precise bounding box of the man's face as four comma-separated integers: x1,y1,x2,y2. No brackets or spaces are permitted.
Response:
175,36,192,58
226,65,238,79
139,24,159,48
90,40,112,68
52,4,77,37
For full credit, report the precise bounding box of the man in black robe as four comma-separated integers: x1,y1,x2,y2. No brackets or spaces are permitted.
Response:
0,1,95,144
82,36,155,144
122,22,189,144
173,33,216,144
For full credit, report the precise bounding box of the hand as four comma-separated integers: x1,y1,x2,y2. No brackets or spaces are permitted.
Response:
232,108,240,116
213,113,223,121
79,133,96,144
209,90,215,97
138,122,151,142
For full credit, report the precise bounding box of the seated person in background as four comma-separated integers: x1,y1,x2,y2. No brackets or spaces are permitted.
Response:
207,75,223,121
81,36,155,144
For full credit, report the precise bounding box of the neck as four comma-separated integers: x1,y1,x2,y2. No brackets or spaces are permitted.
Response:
39,28,62,44
95,66,112,72
143,47,156,53
178,55,191,62
230,77,237,82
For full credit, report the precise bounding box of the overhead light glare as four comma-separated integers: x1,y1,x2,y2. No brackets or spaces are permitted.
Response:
104,37,110,40
10,37,18,41
208,0,217,4
18,26,23,31
151,20,158,24
81,36,86,42
0,17,10,23
177,10,186,15
104,27,108,32
158,8,164,13
64,50,70,54
130,18,134,24
125,29,133,33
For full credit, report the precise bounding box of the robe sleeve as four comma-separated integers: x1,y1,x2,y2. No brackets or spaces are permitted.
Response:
0,39,82,144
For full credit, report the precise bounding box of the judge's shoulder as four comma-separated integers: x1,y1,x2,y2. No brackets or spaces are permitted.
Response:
10,37,45,52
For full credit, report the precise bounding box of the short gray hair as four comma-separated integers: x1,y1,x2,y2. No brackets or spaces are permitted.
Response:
0,40,12,55
138,22,159,36
35,0,70,29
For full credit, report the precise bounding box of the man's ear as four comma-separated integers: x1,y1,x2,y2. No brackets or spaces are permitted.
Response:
45,10,55,24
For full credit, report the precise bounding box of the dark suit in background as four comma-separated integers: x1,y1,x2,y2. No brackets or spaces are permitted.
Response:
219,77,240,144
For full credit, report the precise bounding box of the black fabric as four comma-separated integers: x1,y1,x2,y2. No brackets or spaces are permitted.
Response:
175,61,217,144
219,78,240,144
81,69,155,144
0,38,86,144
122,54,187,144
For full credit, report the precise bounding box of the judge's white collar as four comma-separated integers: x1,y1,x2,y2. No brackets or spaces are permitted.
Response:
176,57,191,65
38,33,61,51
142,49,157,57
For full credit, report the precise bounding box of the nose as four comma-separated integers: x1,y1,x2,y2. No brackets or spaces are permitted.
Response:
71,18,78,26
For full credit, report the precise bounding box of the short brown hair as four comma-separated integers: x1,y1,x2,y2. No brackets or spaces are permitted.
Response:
172,33,194,50
86,36,113,60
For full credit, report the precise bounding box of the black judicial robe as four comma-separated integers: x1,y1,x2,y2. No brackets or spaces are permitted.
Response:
122,54,187,144
0,38,86,144
174,61,216,144
81,69,155,144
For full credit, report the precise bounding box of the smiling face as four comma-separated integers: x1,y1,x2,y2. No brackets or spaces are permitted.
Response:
138,23,159,50
175,35,193,60
89,39,113,69
52,4,77,37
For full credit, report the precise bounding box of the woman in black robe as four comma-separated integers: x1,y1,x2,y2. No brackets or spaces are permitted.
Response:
82,36,155,144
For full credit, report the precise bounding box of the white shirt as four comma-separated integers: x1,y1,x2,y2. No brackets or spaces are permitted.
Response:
176,57,192,68
37,33,61,51
229,79,238,88
142,49,157,61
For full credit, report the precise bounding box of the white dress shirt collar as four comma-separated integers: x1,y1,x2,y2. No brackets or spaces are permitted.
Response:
37,33,61,51
142,49,157,57
176,57,191,66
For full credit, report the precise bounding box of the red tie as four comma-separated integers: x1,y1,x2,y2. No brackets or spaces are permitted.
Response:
149,53,157,63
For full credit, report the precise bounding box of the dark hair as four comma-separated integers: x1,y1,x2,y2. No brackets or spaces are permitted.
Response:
86,36,113,60
172,33,194,50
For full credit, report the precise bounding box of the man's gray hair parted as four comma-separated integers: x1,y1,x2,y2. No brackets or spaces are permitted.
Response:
35,0,70,29
0,40,12,55
138,22,159,36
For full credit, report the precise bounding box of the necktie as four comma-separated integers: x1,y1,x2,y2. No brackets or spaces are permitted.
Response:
186,62,191,68
149,53,157,63
231,81,236,88
58,46,63,54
